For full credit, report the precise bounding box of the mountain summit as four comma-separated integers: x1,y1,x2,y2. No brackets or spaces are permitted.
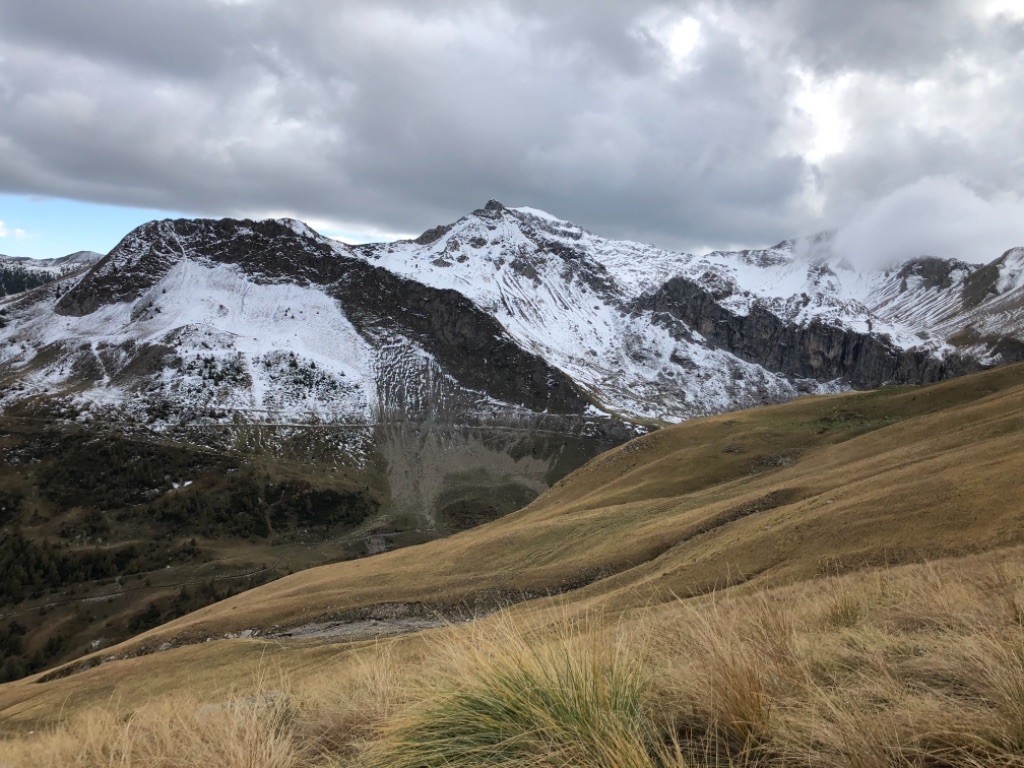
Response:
1,204,1022,525
2,204,1023,427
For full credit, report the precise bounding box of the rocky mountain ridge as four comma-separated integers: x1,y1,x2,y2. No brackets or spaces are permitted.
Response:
3,202,1023,427
1,202,1021,524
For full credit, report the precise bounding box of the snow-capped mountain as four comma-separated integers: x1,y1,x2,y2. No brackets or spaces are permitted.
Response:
4,218,592,433
2,201,1022,430
2,202,1020,526
353,201,1023,416
353,203,827,422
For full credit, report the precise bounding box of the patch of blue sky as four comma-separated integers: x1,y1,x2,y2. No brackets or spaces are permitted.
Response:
0,194,182,259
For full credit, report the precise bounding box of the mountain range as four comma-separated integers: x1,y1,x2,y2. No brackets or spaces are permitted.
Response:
1,201,1022,526
4,201,1022,423
1,202,1023,715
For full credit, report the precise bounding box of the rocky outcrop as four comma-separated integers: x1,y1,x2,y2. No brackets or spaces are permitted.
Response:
895,257,973,293
639,276,980,387
330,262,590,414
57,222,182,315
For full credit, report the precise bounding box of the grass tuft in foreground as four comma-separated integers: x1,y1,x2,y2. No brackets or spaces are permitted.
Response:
4,550,1024,767
368,617,656,768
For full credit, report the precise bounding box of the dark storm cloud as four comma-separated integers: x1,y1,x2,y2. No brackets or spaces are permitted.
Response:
0,0,1021,254
0,0,250,79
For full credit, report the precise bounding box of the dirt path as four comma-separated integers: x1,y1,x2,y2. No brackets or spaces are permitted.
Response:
261,615,456,643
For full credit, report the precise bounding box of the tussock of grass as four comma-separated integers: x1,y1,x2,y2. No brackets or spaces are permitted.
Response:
650,598,798,761
958,627,1024,751
367,617,657,768
4,552,1024,767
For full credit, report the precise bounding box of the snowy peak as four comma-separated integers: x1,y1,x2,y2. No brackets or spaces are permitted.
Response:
379,200,682,301
351,205,834,421
1,203,1023,431
56,218,352,317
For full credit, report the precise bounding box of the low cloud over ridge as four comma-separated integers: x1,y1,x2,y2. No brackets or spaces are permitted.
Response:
832,178,1024,268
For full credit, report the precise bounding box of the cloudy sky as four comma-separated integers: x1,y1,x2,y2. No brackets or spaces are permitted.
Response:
1,0,1023,261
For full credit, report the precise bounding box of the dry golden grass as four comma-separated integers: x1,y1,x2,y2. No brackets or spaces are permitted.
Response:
0,688,302,767
4,549,1024,767
295,644,407,760
2,364,1023,764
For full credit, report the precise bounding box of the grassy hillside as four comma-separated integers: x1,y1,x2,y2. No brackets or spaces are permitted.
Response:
1,362,1022,765
60,360,1023,643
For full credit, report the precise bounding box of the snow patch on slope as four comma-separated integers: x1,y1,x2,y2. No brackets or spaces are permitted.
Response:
0,259,377,421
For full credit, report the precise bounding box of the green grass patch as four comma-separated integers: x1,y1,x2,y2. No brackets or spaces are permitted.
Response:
370,628,659,768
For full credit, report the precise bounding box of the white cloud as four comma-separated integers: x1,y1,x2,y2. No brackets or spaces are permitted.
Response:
633,10,702,74
791,68,853,165
832,177,1024,268
666,17,701,63
0,220,29,238
0,220,30,239
978,0,1024,21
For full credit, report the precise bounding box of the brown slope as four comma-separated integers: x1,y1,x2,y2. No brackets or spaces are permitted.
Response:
1,362,1022,730
78,362,1024,643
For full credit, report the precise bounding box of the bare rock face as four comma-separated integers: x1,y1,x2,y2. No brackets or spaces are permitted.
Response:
637,275,981,388
330,263,588,415
896,257,972,293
